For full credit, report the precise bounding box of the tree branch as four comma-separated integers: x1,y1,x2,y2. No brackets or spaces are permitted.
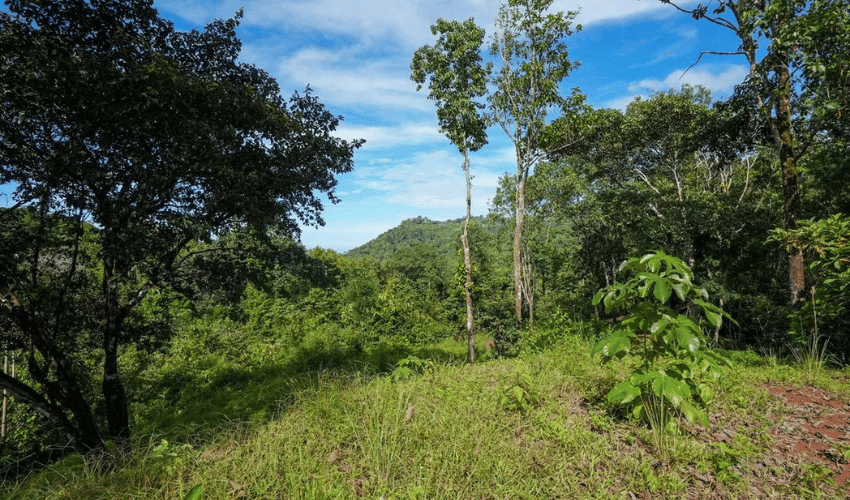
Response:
682,50,747,77
661,0,738,31
0,369,77,445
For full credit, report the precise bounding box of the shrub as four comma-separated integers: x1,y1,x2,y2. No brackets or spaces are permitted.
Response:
590,251,733,430
771,214,850,364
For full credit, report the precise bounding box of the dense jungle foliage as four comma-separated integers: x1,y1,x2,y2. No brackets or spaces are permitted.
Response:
1,0,849,496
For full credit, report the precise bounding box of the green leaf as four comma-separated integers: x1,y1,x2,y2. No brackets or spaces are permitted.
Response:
652,373,691,406
632,403,646,421
511,385,525,402
699,350,734,369
703,308,722,328
676,326,701,353
603,290,614,313
591,331,632,361
607,381,641,404
653,278,672,304
591,289,605,306
698,383,715,404
692,299,726,327
631,370,662,387
679,399,708,427
670,282,686,301
651,314,672,335
636,272,654,298
183,485,204,500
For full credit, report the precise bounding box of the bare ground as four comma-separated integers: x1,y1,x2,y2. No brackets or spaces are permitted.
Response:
757,383,850,495
612,382,850,499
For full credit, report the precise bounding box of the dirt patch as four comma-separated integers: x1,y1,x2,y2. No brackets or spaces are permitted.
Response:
652,383,850,498
761,384,850,487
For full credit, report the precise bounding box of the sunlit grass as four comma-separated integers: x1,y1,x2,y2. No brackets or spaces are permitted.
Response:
4,332,849,499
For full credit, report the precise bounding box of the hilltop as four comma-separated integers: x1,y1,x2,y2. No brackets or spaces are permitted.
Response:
345,215,499,261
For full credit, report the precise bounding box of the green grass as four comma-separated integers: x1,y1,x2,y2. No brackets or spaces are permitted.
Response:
3,334,849,499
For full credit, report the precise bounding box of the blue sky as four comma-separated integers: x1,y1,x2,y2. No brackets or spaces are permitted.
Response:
4,1,750,252
155,0,744,253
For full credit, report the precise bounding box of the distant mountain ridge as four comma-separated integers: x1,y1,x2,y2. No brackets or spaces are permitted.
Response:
346,215,487,261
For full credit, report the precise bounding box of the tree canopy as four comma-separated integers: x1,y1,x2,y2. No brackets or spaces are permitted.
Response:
0,0,361,452
658,0,850,305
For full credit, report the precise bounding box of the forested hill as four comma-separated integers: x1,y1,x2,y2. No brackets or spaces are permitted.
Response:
346,215,490,261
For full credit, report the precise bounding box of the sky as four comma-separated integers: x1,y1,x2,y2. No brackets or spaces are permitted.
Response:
3,1,751,253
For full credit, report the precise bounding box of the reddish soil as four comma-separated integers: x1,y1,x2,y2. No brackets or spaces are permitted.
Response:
625,383,850,499
761,384,850,489
696,384,850,499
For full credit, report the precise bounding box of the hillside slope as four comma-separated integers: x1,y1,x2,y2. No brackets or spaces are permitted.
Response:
346,216,464,261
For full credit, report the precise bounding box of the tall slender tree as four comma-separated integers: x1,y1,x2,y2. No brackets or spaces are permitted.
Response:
489,0,581,327
412,18,489,363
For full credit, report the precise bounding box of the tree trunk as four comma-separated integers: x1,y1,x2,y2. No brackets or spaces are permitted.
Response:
747,5,805,308
0,358,104,452
514,168,527,329
714,297,725,346
461,151,475,364
521,244,534,327
776,67,805,307
102,261,131,448
2,296,105,451
2,351,8,439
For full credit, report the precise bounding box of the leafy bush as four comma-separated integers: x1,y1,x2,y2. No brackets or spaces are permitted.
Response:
285,324,363,372
520,312,609,354
499,365,541,413
390,355,435,381
591,251,733,429
770,214,850,364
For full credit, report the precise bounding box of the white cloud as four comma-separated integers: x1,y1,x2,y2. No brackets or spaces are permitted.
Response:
157,0,704,119
628,64,749,96
552,0,680,26
336,122,445,150
604,94,643,110
474,145,517,172
276,47,430,112
252,0,431,47
159,0,493,49
351,148,504,213
160,0,689,51
602,64,748,110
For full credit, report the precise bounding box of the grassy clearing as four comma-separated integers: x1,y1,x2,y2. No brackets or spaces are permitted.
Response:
3,334,849,499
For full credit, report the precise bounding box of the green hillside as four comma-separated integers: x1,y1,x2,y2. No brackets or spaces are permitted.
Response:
346,215,494,261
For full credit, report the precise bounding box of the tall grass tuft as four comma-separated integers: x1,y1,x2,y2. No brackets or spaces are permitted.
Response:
790,293,835,383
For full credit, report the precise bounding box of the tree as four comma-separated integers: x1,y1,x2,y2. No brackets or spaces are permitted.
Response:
412,18,489,363
659,0,850,306
540,87,787,342
488,163,586,321
771,214,850,361
592,88,732,267
0,0,361,453
489,0,582,327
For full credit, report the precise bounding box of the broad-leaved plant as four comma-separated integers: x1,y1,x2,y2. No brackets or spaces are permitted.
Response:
591,251,733,429
770,214,850,355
